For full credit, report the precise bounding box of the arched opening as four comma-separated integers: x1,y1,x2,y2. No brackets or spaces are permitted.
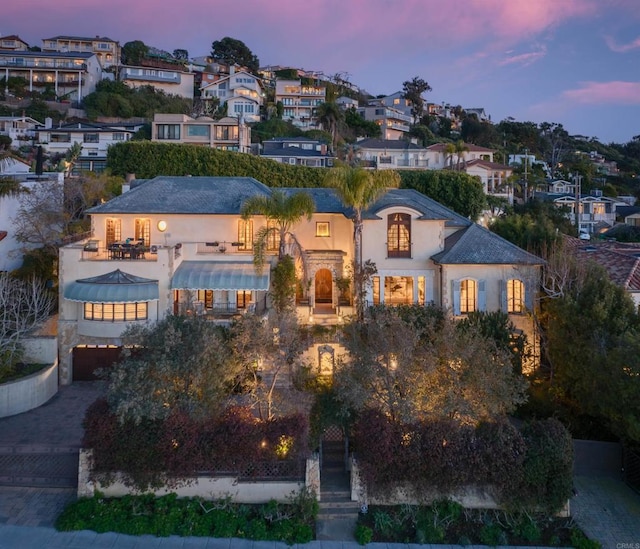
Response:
314,268,333,304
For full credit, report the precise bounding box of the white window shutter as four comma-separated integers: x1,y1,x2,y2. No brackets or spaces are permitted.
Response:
499,279,507,311
452,279,461,315
478,280,487,311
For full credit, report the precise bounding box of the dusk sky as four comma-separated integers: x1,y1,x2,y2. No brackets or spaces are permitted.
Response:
5,0,640,144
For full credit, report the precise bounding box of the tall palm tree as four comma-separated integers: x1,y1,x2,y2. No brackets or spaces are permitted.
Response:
444,140,469,171
315,101,343,151
323,166,400,318
240,189,315,270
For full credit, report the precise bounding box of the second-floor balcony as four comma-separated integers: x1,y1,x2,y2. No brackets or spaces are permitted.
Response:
396,159,429,168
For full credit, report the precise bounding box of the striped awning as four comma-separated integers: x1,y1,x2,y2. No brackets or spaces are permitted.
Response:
171,261,269,291
64,269,159,303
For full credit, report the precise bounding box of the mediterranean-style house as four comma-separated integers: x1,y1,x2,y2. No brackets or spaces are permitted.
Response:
58,176,543,383
200,69,264,123
0,116,42,148
151,114,251,152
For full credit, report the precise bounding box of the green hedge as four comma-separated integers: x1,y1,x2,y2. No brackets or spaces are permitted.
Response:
107,141,326,186
353,410,573,514
56,492,316,544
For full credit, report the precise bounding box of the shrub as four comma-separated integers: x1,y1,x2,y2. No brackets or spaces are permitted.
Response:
83,400,309,491
355,524,373,545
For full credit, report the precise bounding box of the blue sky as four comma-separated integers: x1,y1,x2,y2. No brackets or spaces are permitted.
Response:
6,0,640,144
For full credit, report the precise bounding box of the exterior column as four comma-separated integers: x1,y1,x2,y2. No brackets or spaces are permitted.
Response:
29,68,33,92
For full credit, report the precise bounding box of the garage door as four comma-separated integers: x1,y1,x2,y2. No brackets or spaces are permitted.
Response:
72,346,122,381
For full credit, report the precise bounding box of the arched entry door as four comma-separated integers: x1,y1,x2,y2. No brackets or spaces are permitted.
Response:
315,269,333,303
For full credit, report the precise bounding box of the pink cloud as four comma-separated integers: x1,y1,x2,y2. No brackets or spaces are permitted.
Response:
499,45,547,67
605,35,640,52
562,81,640,105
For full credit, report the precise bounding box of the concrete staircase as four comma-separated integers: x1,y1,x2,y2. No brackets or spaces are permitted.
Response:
316,439,359,541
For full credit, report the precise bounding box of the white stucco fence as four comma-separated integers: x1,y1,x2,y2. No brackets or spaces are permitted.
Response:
78,450,321,503
0,361,58,418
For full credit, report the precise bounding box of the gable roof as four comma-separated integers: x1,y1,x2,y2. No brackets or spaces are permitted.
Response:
432,223,544,265
464,159,512,171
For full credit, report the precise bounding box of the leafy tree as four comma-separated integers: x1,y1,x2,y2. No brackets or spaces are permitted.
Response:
210,37,259,73
489,200,574,254
406,124,435,146
398,170,485,219
172,49,189,60
335,305,528,424
539,122,569,176
344,107,381,139
323,166,400,318
104,315,239,423
121,40,149,65
542,257,640,442
401,76,432,122
240,188,315,268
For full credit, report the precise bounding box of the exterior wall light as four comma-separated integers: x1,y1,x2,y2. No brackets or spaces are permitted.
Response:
157,220,167,232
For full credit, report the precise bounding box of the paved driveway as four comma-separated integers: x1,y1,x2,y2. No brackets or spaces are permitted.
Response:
0,382,104,527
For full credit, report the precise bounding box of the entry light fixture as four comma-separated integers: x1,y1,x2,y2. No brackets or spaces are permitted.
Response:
157,220,167,232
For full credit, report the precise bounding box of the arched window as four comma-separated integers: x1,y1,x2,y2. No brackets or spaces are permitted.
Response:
387,213,411,258
460,279,477,313
507,279,525,313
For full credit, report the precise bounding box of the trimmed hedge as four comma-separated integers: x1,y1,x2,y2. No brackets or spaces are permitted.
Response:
107,141,327,186
353,410,573,514
56,492,316,544
83,399,309,490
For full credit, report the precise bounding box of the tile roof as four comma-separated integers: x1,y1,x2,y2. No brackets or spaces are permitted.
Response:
464,159,512,171
564,236,640,292
432,223,544,265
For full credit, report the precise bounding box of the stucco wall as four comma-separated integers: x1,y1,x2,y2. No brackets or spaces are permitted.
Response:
0,361,58,418
78,449,319,502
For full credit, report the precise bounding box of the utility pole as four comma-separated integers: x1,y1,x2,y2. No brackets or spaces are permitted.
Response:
523,148,528,201
573,173,582,232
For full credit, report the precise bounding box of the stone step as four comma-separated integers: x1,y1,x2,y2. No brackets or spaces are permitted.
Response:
317,508,360,520
321,490,352,502
320,498,358,509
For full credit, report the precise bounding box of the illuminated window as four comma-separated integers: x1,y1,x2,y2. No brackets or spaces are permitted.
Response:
237,291,252,309
387,213,411,258
266,219,278,251
134,218,150,246
105,218,121,246
238,219,253,250
384,276,414,305
316,222,330,237
460,279,477,313
83,302,148,321
507,279,525,313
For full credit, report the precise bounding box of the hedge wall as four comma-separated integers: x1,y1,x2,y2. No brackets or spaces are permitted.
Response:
106,141,326,187
353,409,573,514
83,399,310,490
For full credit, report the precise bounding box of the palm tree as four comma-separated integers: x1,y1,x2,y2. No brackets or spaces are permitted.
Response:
240,189,315,270
323,166,400,318
315,101,343,151
444,140,469,170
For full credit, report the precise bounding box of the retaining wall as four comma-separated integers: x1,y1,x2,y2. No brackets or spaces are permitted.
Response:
0,361,58,418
